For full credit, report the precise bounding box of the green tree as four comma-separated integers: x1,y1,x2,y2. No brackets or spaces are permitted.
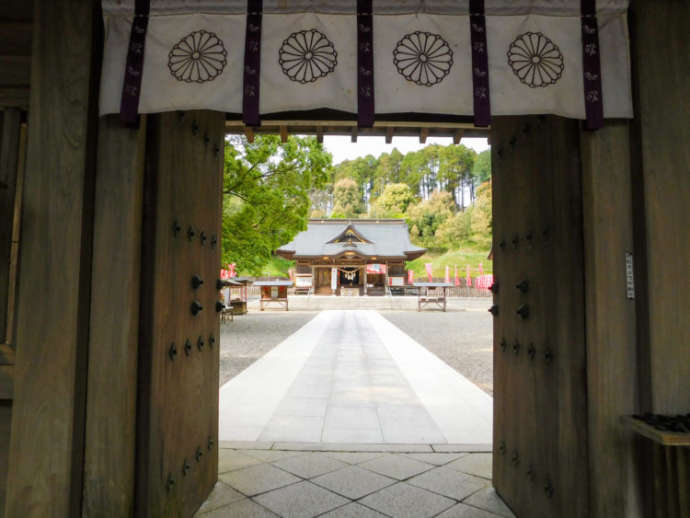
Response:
222,135,332,274
331,177,364,218
369,183,416,218
435,179,492,249
405,190,455,248
439,145,476,208
473,149,491,184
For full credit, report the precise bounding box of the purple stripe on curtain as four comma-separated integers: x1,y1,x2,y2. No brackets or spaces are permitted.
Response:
581,0,604,130
242,0,263,127
469,0,491,128
357,0,374,128
120,0,150,125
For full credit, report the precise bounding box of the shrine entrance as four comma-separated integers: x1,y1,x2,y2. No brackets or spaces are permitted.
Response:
1,1,689,518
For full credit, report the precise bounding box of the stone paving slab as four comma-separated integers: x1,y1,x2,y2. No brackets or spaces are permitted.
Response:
272,453,348,479
219,463,301,496
447,452,493,480
358,482,456,518
201,449,514,518
357,454,434,480
319,502,388,518
199,497,279,517
254,481,349,518
311,465,396,500
407,466,488,501
463,488,516,518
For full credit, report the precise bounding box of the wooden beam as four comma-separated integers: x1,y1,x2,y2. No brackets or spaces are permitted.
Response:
316,126,323,144
5,1,100,516
453,129,464,145
81,115,146,517
244,126,254,143
0,344,14,366
620,416,690,447
0,366,12,400
280,125,288,143
0,87,29,109
4,121,26,348
0,109,22,344
350,127,357,143
419,128,428,144
385,127,393,144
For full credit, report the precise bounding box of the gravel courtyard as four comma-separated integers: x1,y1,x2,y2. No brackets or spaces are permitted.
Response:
219,304,493,394
380,310,493,395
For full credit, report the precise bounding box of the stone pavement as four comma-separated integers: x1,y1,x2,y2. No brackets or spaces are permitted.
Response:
195,447,515,518
219,310,492,446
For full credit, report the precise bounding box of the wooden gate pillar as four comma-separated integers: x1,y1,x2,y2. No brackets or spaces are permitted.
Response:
580,122,641,517
81,116,147,516
4,1,101,516
626,2,690,516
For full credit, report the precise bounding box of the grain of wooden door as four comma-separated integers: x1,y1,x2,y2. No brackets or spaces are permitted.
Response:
491,117,589,518
136,111,224,517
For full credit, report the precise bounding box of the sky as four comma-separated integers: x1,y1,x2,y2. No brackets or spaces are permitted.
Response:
322,135,490,165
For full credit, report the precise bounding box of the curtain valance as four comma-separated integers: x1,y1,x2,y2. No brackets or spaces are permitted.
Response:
99,0,632,129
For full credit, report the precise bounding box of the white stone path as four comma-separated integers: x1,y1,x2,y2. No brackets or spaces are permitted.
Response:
219,310,492,446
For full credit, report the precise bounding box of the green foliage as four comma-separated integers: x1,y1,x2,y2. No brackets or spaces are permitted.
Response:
435,180,493,249
369,183,416,218
331,177,364,218
222,135,332,274
406,246,493,278
405,190,455,248
473,149,491,184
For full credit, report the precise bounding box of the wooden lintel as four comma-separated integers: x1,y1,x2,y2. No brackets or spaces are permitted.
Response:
351,127,357,143
244,126,254,143
453,129,464,145
419,128,429,144
280,125,288,143
385,127,393,144
316,126,323,144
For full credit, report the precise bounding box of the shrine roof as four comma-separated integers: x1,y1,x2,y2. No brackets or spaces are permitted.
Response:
276,219,426,260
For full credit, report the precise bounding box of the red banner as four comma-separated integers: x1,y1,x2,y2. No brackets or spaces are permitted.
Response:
425,263,433,282
475,274,494,289
454,265,460,286
408,269,414,284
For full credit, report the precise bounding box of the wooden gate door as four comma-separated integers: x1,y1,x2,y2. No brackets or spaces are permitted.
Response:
491,117,589,518
136,111,224,517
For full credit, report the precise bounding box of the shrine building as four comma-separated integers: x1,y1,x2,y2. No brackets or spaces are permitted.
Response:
276,219,425,296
